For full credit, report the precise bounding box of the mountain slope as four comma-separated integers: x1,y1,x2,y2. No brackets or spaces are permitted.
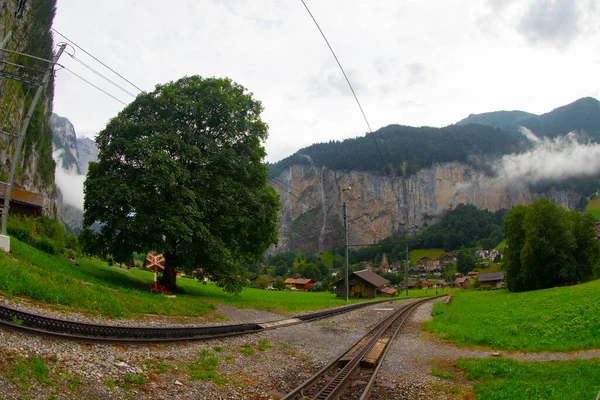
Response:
456,97,600,139
51,113,99,233
268,97,600,253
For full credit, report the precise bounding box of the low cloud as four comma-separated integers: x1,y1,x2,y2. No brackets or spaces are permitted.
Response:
53,149,85,210
517,0,581,50
55,167,85,210
493,132,600,185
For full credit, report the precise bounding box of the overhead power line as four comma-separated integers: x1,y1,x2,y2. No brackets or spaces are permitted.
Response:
67,54,137,97
59,65,128,106
51,28,144,93
300,0,405,227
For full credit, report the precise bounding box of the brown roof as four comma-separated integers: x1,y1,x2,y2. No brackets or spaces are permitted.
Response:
479,271,505,282
380,287,397,295
0,183,43,208
293,278,313,285
354,270,389,288
284,278,295,284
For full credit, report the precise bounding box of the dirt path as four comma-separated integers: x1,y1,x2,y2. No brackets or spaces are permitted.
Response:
369,298,600,399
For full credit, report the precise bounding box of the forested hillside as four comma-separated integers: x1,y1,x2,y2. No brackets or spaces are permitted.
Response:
268,124,528,178
457,97,600,140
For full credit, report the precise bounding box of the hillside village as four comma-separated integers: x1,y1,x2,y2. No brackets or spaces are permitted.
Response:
245,248,505,298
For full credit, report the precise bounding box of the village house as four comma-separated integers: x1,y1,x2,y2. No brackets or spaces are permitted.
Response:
335,269,391,299
454,276,470,289
478,271,505,289
284,278,314,291
0,183,44,218
284,278,295,289
440,253,457,266
291,278,314,291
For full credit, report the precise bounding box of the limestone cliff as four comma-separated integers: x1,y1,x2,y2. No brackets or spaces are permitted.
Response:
0,1,59,218
271,162,581,253
50,113,99,233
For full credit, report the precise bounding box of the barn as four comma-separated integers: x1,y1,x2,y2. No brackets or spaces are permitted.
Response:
0,183,43,217
335,269,390,299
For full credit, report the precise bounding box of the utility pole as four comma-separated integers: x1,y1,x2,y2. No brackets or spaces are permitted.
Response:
343,201,348,302
405,244,409,297
342,186,351,302
0,43,66,251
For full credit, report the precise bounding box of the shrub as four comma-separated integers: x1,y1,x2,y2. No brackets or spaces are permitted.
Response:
7,215,68,255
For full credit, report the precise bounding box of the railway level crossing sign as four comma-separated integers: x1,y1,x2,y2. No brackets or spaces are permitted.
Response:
145,252,165,290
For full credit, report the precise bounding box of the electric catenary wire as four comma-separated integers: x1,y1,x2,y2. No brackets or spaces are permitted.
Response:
299,0,405,229
58,65,128,106
51,28,144,94
67,53,137,98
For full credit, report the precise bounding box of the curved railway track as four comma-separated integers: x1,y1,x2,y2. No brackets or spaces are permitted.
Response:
282,296,440,400
0,298,392,342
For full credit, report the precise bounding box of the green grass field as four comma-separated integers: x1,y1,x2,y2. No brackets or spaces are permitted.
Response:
0,238,434,319
586,198,600,219
424,280,600,351
495,240,506,250
409,248,445,266
454,358,600,400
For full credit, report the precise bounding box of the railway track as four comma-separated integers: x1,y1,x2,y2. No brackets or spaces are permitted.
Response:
0,298,390,342
282,296,439,400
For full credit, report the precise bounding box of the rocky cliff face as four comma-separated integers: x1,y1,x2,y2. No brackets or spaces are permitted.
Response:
0,1,59,219
50,114,80,174
271,162,581,253
50,113,99,232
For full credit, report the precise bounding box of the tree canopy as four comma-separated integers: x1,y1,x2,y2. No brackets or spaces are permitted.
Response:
503,198,599,292
82,76,280,293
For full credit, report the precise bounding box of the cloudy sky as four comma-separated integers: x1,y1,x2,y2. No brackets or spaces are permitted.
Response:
52,0,600,163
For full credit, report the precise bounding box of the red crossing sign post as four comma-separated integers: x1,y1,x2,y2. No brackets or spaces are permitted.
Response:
145,252,165,290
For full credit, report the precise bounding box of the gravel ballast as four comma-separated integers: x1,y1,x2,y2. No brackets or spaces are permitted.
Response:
1,296,599,399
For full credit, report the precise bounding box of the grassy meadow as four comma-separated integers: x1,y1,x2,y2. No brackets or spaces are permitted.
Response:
586,198,600,219
0,238,438,319
454,358,600,400
409,248,445,265
424,280,600,351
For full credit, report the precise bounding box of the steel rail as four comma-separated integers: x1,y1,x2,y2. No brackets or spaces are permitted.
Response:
0,299,391,342
359,299,425,400
282,297,439,400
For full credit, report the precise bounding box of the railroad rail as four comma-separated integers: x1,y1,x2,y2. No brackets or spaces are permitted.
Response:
282,296,439,400
0,298,391,342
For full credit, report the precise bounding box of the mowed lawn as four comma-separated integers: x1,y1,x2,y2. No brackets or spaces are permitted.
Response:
586,198,600,219
454,358,600,400
424,280,600,351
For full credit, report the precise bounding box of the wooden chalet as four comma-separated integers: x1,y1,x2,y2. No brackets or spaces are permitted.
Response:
0,183,43,217
478,271,505,289
292,278,314,291
454,276,470,288
284,278,314,291
335,269,390,299
284,278,295,289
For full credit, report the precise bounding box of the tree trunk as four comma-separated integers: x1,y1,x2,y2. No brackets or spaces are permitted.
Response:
160,252,178,291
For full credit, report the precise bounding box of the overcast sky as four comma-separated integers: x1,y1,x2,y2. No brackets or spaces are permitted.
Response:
52,0,600,163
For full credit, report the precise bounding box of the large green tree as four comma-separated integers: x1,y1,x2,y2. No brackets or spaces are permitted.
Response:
83,76,280,293
503,198,599,292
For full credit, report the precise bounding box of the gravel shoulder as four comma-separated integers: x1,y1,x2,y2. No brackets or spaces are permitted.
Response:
1,296,599,400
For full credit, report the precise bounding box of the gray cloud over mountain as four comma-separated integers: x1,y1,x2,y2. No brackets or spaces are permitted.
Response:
517,0,581,50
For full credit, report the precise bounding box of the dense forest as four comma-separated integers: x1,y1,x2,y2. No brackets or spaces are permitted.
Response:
268,97,600,183
267,123,529,178
326,204,506,265
456,97,600,140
